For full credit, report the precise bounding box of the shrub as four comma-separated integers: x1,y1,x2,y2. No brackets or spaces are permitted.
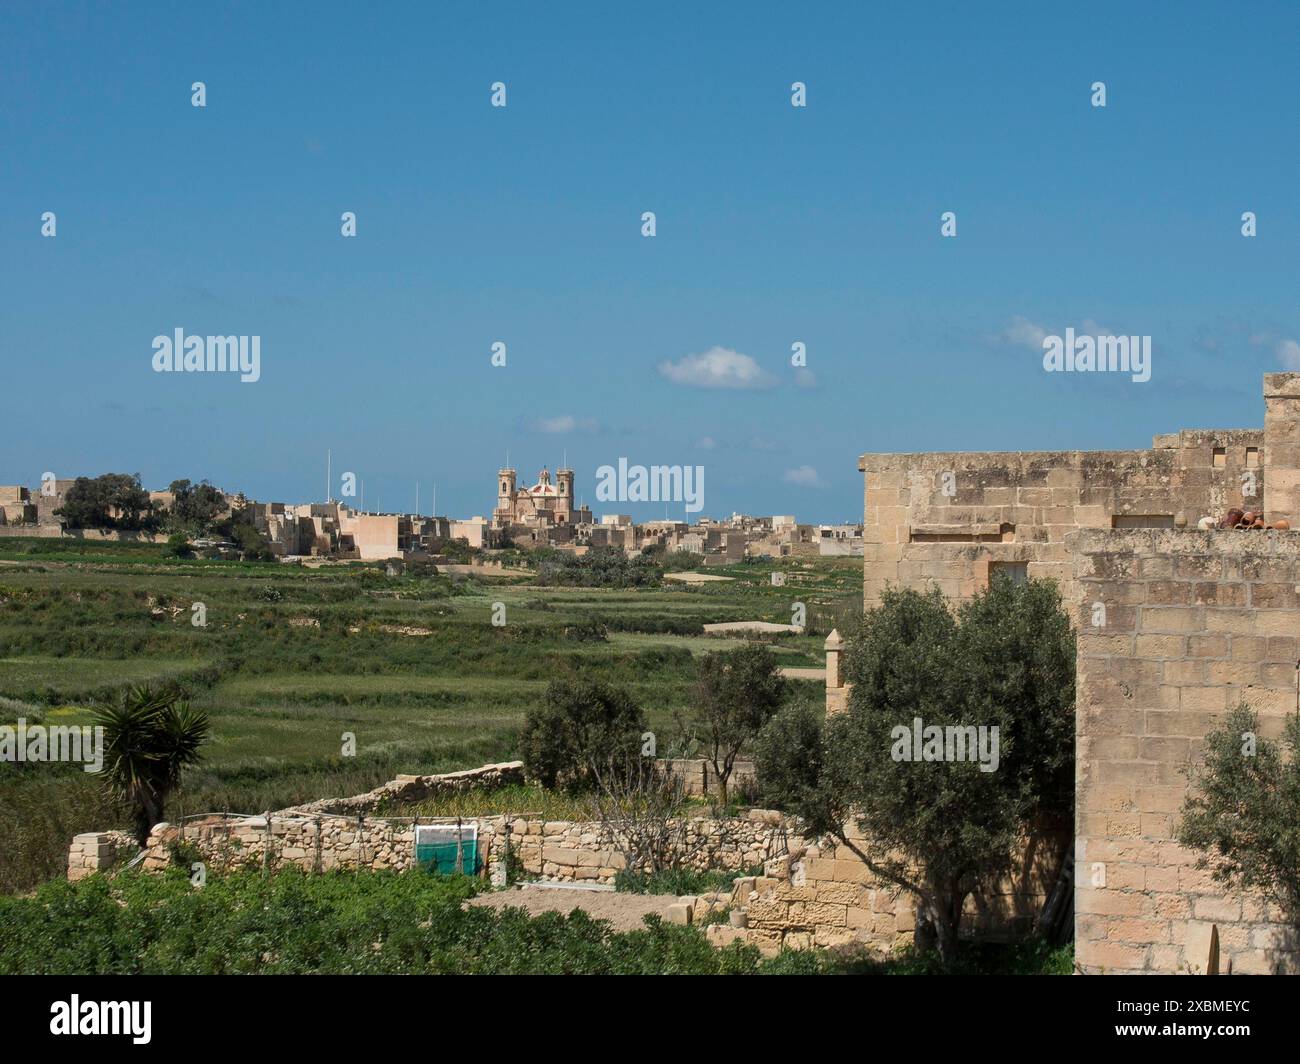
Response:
163,533,193,559
520,678,647,792
91,684,212,845
534,547,661,588
0,868,768,975
754,692,828,813
0,863,1073,975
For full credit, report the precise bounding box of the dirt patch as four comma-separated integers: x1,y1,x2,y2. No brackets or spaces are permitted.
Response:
779,666,825,680
467,885,684,932
377,623,433,637
663,572,735,584
703,621,800,634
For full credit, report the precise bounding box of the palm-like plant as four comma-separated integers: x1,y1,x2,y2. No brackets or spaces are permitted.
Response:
91,684,211,845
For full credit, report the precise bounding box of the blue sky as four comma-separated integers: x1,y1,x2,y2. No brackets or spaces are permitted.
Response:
3,1,1298,522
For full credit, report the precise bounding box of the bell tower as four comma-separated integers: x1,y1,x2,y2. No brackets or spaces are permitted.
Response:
557,468,574,522
496,468,517,525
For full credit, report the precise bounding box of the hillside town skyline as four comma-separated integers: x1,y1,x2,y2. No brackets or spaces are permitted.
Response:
0,462,865,563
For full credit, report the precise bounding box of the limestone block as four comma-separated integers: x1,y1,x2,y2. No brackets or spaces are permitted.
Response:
665,902,693,925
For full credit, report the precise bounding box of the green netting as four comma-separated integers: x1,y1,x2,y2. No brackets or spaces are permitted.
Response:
416,838,478,875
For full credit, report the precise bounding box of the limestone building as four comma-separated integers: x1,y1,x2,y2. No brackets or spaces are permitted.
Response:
860,411,1278,609
492,467,591,531
858,374,1300,975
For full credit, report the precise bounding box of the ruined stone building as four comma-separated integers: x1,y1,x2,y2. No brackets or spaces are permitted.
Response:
861,422,1270,610
0,486,36,526
858,374,1300,974
0,479,77,526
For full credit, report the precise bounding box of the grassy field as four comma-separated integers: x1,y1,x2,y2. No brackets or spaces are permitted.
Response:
0,537,861,893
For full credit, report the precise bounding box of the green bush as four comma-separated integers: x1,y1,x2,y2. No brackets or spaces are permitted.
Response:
534,547,662,588
0,868,766,975
754,692,827,812
520,678,647,792
0,866,1073,975
163,533,193,559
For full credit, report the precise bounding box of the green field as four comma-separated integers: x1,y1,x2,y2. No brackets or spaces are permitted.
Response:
0,538,861,893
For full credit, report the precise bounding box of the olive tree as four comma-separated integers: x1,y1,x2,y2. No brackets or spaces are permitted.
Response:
1177,702,1300,928
521,678,648,792
756,578,1075,963
680,643,787,805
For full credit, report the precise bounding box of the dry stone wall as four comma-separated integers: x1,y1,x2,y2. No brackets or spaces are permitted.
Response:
282,760,524,816
707,825,1065,956
67,758,1063,963
75,810,793,887
67,760,793,886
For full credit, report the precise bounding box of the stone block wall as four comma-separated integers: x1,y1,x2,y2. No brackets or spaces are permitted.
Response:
138,813,429,875
861,431,1262,609
706,824,1065,956
67,759,792,887
1265,372,1300,527
518,809,790,884
1072,527,1300,974
67,831,137,881
75,809,793,888
656,758,757,798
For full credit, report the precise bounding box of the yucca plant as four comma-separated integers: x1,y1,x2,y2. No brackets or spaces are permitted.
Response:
91,684,211,845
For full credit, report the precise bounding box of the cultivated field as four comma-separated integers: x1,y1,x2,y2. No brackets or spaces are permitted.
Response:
0,538,861,893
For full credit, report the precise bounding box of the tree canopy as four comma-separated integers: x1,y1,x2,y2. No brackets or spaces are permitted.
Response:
755,577,1075,961
56,473,157,530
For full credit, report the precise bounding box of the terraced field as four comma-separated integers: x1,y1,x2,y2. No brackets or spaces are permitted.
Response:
0,536,861,892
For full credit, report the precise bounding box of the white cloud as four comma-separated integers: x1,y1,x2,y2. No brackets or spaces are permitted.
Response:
1002,316,1122,351
1278,340,1300,369
532,415,598,434
696,436,717,450
783,465,821,487
1002,316,1047,350
793,367,817,388
658,346,776,389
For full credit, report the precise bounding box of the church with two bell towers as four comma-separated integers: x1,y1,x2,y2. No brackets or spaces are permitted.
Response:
492,466,592,531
